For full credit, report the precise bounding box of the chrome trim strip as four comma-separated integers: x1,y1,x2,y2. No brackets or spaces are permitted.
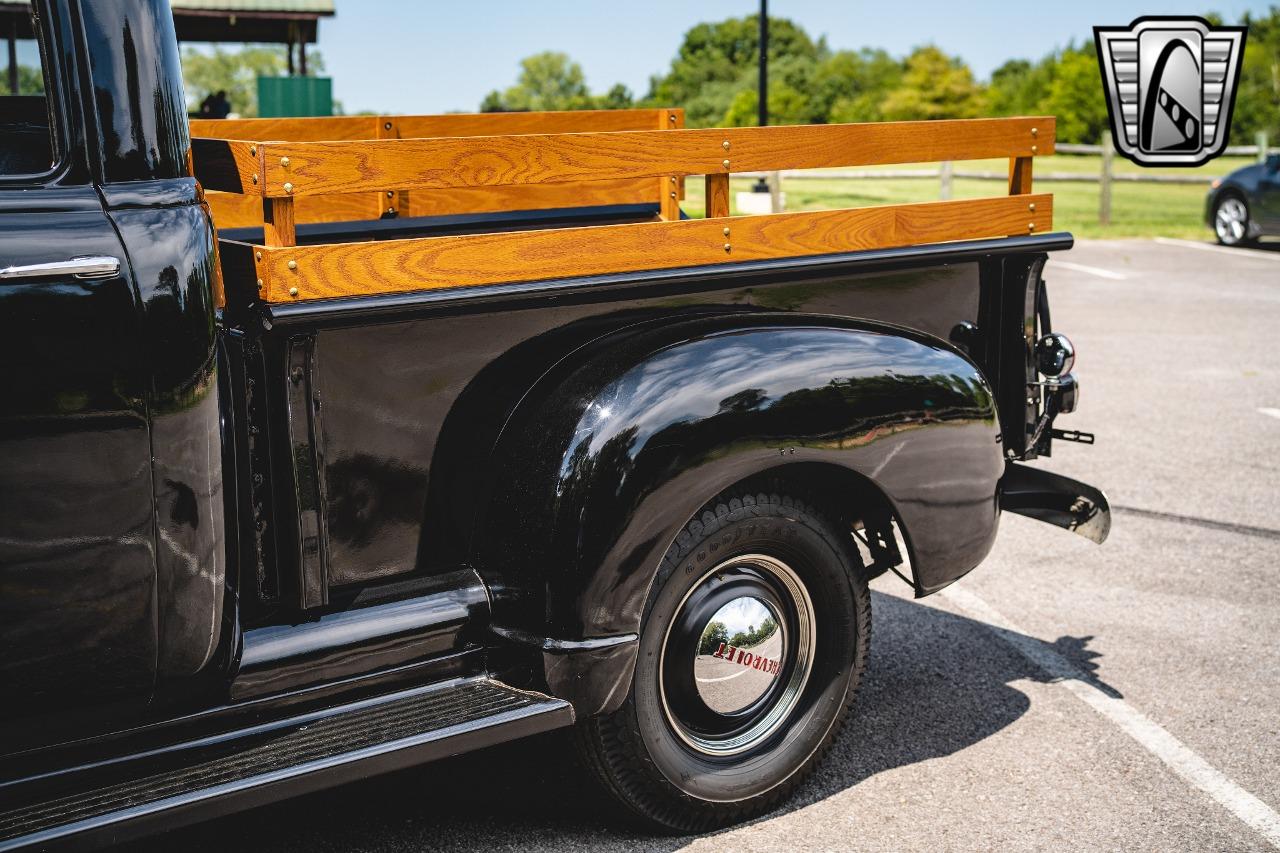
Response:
490,624,638,653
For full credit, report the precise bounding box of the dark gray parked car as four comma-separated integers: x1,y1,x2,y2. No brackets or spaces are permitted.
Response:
1205,153,1280,246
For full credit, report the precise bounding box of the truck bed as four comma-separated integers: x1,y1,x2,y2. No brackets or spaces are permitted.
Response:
190,108,1056,308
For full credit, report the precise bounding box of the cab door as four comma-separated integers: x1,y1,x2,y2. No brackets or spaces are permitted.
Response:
0,0,156,751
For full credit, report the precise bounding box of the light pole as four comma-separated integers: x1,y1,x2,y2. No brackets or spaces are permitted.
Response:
753,0,770,195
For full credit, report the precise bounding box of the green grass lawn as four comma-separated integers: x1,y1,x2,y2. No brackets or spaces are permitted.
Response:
679,154,1258,239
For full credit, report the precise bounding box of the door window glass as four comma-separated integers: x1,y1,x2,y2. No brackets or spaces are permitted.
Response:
1,2,56,176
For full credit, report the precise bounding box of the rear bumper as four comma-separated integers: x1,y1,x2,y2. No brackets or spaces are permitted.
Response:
999,462,1111,544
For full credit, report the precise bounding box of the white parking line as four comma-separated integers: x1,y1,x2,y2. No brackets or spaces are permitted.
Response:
1051,260,1129,280
695,669,750,684
1155,237,1280,261
1260,408,1280,421
941,584,1280,849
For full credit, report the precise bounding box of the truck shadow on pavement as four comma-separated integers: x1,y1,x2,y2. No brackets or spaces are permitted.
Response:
144,591,1118,853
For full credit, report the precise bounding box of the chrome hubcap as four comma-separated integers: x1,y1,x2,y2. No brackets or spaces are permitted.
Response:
1216,198,1248,244
694,596,785,714
660,554,815,756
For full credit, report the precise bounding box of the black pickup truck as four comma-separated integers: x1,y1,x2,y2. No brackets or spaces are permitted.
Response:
0,0,1108,846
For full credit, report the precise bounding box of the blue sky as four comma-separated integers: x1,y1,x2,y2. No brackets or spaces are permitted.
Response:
316,1,1270,114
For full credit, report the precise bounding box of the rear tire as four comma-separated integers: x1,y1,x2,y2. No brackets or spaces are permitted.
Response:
575,491,871,833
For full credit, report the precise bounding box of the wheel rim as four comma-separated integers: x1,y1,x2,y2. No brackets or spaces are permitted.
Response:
658,554,816,756
1216,198,1248,244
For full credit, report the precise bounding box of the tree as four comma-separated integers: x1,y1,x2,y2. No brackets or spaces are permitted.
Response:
180,46,324,117
986,57,1056,117
646,14,821,127
881,46,983,121
698,620,729,656
1229,7,1280,145
1040,46,1108,143
480,51,631,112
10,64,44,95
480,51,588,112
817,48,903,124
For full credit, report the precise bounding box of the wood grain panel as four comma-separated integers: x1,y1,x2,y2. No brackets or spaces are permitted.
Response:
404,178,660,217
205,191,381,228
205,180,659,227
254,193,1052,302
393,109,683,138
191,137,261,194
190,110,681,144
249,117,1055,198
191,116,376,142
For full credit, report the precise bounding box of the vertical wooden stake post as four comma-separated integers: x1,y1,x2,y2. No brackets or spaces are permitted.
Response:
1007,156,1033,195
705,174,730,218
262,197,296,247
658,110,683,220
377,118,410,218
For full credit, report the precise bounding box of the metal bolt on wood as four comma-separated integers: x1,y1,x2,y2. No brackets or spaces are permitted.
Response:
722,160,730,169
283,182,293,194
723,227,730,236
280,157,290,167
723,141,730,150
723,243,731,252
254,251,262,261
287,260,297,270
289,287,299,297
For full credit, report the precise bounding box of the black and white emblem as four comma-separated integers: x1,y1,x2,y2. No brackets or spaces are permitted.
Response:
1094,17,1247,167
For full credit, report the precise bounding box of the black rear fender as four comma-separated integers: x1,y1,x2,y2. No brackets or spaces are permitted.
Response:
465,313,1004,711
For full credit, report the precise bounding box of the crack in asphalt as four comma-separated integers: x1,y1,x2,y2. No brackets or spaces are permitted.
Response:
1112,504,1280,541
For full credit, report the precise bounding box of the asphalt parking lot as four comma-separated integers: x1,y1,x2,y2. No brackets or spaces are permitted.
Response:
146,237,1280,852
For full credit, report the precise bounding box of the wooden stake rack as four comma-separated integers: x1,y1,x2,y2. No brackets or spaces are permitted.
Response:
191,109,1055,306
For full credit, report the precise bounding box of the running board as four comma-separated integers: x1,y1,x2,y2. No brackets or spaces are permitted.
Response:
0,678,573,851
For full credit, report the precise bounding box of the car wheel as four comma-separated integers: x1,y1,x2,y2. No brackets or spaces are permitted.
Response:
1214,195,1254,246
575,490,871,833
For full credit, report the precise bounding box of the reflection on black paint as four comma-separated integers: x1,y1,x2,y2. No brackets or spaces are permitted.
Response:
326,454,428,550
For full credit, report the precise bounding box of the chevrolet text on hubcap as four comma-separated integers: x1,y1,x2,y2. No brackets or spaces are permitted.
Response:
1215,198,1249,245
659,554,815,756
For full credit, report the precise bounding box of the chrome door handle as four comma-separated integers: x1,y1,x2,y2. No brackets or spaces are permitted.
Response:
0,256,121,281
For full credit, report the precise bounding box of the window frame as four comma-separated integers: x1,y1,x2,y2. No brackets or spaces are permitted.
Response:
0,0,74,187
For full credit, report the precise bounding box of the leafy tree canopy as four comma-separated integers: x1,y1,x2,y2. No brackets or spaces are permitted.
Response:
481,51,632,112
478,8,1280,146
880,45,983,121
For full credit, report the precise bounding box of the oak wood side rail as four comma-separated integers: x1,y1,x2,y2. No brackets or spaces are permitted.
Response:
194,117,1054,199
224,193,1053,304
